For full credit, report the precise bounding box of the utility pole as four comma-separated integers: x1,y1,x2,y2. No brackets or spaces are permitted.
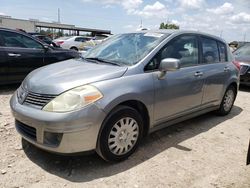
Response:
58,8,61,23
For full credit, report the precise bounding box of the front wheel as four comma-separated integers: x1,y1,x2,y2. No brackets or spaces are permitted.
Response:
97,106,143,162
216,86,236,116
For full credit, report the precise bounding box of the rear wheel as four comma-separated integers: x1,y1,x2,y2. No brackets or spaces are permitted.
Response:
216,86,236,116
97,106,143,162
70,47,78,51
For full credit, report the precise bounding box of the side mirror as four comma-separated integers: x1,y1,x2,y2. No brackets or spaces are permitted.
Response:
158,58,180,80
159,58,180,72
43,45,50,52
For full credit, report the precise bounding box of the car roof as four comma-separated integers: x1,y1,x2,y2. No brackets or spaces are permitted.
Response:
130,29,227,43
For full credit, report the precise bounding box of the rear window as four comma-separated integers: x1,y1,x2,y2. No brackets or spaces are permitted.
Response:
201,37,219,64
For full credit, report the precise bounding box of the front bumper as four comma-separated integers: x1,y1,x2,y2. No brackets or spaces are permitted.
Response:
10,92,106,154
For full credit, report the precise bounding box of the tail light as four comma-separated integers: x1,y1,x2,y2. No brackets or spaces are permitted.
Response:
56,41,64,46
232,60,241,71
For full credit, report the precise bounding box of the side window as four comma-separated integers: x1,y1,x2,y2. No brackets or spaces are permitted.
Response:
0,31,43,49
75,37,81,42
145,35,199,71
75,37,87,42
218,42,227,62
201,37,219,64
17,35,43,49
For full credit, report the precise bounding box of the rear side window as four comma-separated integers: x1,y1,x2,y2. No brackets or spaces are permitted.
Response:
218,42,227,62
0,31,43,49
201,37,219,64
75,37,89,42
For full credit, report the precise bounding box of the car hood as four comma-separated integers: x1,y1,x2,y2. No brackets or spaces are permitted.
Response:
235,55,250,64
22,59,127,95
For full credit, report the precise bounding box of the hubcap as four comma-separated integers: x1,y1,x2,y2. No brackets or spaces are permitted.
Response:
223,89,235,112
108,117,139,156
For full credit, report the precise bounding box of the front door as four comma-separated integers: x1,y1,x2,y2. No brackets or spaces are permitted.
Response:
145,34,204,124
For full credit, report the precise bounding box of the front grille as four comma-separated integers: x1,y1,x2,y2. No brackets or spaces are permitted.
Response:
23,92,57,108
240,65,250,75
16,120,37,141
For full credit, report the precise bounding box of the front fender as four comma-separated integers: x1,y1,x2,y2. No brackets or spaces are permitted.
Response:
92,73,155,125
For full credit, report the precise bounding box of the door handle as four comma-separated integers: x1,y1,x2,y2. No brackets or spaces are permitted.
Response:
194,71,203,77
8,53,21,57
224,66,230,72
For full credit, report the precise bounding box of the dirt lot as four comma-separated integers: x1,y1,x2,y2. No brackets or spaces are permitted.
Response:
0,85,249,188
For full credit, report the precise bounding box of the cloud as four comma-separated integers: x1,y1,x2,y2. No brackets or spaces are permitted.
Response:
82,0,142,12
103,4,114,9
207,2,234,15
132,1,169,19
178,0,205,10
0,12,6,16
123,24,134,29
230,12,250,24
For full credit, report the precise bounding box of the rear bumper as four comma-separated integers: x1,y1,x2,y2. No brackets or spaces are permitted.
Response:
10,92,107,154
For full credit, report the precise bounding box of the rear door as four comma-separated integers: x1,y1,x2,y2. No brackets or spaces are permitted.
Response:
199,36,231,105
145,34,205,123
0,30,45,82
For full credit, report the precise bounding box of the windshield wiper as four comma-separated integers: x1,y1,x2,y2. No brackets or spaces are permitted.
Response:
84,57,121,66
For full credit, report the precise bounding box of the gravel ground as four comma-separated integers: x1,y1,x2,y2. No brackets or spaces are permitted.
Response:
0,85,249,188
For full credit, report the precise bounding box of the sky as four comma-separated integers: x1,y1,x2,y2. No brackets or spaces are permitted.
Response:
0,0,250,42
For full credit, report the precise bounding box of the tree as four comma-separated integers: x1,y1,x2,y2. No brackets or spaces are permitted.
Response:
159,22,179,30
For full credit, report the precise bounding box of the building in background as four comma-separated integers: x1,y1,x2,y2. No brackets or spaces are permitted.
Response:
0,15,111,38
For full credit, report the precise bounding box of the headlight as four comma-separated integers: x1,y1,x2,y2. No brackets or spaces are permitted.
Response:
43,85,103,112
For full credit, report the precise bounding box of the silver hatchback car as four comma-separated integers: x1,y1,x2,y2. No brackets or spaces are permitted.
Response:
10,30,240,161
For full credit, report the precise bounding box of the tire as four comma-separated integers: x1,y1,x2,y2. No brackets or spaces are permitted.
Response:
97,105,143,162
216,86,236,116
70,47,78,51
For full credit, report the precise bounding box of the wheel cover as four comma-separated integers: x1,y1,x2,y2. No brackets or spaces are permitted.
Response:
223,89,235,112
108,117,139,156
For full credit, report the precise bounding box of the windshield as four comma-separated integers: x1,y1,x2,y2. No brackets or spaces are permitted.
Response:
83,32,167,66
234,44,250,56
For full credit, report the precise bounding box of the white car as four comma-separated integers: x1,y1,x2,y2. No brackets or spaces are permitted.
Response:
79,34,111,52
53,36,92,51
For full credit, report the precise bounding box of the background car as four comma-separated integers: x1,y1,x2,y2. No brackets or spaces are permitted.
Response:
0,28,80,85
233,44,250,86
80,34,111,52
53,36,92,51
29,33,59,47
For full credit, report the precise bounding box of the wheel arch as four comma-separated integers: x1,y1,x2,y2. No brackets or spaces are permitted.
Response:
70,46,78,51
96,99,151,151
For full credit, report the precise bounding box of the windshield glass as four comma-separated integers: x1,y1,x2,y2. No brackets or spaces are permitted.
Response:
84,32,167,66
234,44,250,56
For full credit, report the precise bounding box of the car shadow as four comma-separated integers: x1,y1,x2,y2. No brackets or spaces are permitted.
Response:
23,105,243,183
